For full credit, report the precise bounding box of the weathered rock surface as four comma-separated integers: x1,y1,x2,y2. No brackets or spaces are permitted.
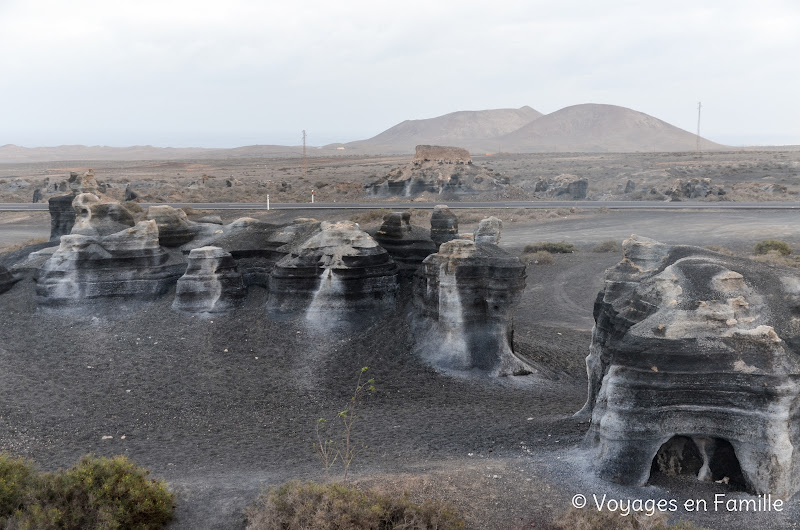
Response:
0,265,18,295
36,220,185,306
184,217,322,287
533,174,588,199
147,205,197,247
366,145,509,197
173,246,245,313
412,236,528,375
371,212,436,275
430,205,459,249
268,221,398,320
580,235,800,498
68,169,99,196
71,193,136,237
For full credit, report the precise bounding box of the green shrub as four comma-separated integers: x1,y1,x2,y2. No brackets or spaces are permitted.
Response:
0,454,174,529
591,240,619,253
524,241,576,254
754,239,791,256
245,481,465,530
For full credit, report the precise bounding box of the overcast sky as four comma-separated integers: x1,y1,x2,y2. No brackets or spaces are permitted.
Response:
1,0,798,148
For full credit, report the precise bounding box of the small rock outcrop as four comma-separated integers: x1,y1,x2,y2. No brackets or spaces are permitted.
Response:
412,230,528,375
68,169,99,196
366,145,509,197
580,235,800,498
48,194,77,241
173,246,245,313
124,184,140,201
371,212,436,275
268,221,398,321
533,174,588,199
36,220,185,306
430,205,459,249
666,178,725,200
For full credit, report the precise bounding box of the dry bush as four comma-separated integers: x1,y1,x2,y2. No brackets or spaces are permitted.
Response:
752,250,800,269
553,507,705,530
523,250,554,265
591,240,619,253
0,454,174,529
245,481,464,530
349,209,389,225
754,239,791,256
704,245,734,256
524,242,576,254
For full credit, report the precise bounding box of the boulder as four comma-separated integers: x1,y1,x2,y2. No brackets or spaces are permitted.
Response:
68,169,98,196
173,246,245,313
71,193,136,237
666,177,725,200
430,205,459,249
32,188,42,203
268,221,398,320
36,220,185,306
124,184,140,201
371,212,436,275
579,235,800,498
412,237,528,375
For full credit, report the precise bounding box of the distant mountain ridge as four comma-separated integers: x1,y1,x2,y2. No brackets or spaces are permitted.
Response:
0,103,735,163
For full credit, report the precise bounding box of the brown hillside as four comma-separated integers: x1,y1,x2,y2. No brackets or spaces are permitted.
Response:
342,106,543,154
497,103,727,153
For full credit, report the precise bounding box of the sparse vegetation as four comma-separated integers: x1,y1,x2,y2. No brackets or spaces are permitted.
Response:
0,237,49,255
524,250,554,265
245,481,465,530
591,240,619,253
704,245,735,256
524,241,576,254
350,209,389,225
754,239,791,256
0,454,174,529
553,507,706,530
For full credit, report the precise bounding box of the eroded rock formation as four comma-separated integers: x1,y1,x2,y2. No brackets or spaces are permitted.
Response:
267,221,398,321
36,220,185,306
371,212,436,275
430,205,459,249
366,145,508,197
71,193,136,236
580,235,800,498
147,205,197,247
474,217,502,245
173,246,245,313
412,229,528,375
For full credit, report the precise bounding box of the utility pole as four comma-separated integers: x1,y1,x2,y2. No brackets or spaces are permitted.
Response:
696,102,702,154
302,129,308,181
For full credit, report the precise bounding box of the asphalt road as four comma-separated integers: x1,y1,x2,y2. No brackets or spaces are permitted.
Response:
3,200,800,211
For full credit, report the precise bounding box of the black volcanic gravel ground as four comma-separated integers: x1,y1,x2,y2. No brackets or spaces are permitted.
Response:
2,248,800,529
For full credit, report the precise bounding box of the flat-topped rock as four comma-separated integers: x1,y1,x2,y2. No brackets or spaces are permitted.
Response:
36,220,185,306
371,212,436,275
173,246,245,313
580,235,800,498
412,237,528,375
268,221,398,320
366,145,508,197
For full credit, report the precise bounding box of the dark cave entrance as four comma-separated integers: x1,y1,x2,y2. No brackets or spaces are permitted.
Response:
648,435,749,492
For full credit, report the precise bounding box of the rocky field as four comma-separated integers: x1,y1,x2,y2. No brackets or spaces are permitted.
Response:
1,150,800,205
